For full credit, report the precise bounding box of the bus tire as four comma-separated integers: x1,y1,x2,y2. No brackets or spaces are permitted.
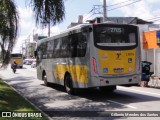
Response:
100,86,116,93
42,72,49,86
64,74,74,95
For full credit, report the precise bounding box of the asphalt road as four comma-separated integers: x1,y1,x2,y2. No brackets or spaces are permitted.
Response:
0,65,160,120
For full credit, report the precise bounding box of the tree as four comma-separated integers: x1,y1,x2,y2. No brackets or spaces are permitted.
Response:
0,0,65,68
31,0,65,27
0,0,19,68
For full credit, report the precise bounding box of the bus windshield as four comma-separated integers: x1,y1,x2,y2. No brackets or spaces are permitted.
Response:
11,54,22,57
94,24,138,50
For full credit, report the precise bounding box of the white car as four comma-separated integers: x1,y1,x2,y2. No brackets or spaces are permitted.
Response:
26,60,33,65
31,61,36,68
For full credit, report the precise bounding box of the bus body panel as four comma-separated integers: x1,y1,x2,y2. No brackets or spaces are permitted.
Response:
89,24,141,87
37,58,90,88
89,50,141,87
36,23,141,89
37,25,91,88
97,49,136,75
90,74,141,87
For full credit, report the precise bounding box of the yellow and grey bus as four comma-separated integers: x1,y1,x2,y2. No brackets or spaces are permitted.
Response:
10,53,23,68
36,23,141,94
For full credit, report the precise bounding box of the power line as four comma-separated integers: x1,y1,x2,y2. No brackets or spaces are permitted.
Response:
141,16,160,23
91,0,142,14
108,0,142,11
87,9,94,15
107,0,138,7
83,9,94,20
93,0,140,8
83,13,95,21
84,0,142,21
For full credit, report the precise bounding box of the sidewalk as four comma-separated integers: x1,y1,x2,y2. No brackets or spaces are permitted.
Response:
148,76,160,88
140,77,160,88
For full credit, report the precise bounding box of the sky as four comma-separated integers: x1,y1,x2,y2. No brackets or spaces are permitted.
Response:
13,0,160,53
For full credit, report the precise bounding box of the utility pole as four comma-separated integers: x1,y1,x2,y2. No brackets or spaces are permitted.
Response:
103,0,107,22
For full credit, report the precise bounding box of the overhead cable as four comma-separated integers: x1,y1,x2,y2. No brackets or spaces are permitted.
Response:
108,0,142,11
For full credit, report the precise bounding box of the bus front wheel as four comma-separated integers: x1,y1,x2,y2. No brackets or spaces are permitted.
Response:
65,74,74,95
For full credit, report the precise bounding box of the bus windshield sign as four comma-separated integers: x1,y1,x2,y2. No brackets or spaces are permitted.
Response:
94,25,138,50
106,27,123,34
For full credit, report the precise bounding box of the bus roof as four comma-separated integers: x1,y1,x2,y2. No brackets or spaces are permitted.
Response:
37,23,92,44
37,23,137,44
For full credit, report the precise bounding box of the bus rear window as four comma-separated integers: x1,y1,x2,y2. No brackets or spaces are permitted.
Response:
11,54,22,57
94,25,138,50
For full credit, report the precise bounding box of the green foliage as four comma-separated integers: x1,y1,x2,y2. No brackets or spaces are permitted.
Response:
0,0,19,68
30,0,65,28
0,0,65,68
0,79,48,120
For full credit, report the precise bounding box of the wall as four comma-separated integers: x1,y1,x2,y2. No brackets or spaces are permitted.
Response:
138,25,149,61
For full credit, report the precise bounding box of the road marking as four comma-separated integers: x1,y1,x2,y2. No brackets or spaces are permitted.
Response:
118,86,160,96
107,100,137,109
28,69,36,72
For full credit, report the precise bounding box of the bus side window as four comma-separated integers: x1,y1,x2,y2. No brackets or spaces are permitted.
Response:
70,34,78,57
77,33,87,57
53,39,61,58
41,42,47,59
46,40,54,58
61,37,69,57
37,48,42,61
68,35,72,57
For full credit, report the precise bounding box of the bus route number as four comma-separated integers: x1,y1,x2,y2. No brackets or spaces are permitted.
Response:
109,28,122,33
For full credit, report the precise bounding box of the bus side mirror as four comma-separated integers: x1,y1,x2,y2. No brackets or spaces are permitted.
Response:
34,51,37,57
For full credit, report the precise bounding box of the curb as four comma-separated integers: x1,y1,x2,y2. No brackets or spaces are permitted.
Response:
0,77,53,120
